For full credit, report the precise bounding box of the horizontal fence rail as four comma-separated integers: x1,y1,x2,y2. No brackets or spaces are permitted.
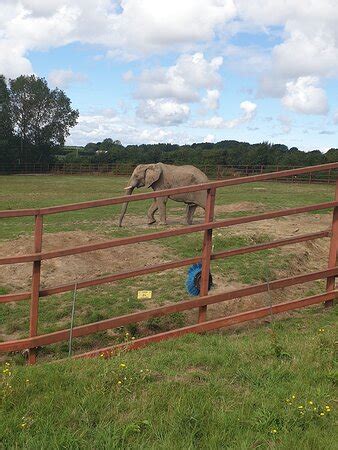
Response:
1,162,337,184
0,162,337,364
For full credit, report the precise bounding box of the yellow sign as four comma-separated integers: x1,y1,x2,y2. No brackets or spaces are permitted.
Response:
137,290,153,300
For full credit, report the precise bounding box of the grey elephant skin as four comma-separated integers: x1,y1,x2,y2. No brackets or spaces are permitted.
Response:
118,163,208,226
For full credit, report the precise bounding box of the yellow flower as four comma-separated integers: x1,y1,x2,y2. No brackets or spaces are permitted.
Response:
298,405,303,409
21,423,27,428
320,412,325,416
271,429,277,434
120,363,126,368
100,353,104,357
131,337,135,340
25,379,29,383
292,395,296,399
325,406,331,412
308,401,313,405
117,380,122,385
313,407,317,411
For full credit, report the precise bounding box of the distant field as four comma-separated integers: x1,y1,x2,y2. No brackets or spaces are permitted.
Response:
0,175,336,362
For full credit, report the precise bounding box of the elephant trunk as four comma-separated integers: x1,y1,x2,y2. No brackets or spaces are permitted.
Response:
118,186,135,227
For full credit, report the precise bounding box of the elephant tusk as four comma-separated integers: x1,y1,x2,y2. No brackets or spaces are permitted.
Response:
124,185,133,190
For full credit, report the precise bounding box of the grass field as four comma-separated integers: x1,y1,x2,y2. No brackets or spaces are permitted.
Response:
0,175,337,448
1,308,337,449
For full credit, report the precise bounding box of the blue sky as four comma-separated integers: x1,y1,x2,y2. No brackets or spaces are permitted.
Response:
1,1,338,150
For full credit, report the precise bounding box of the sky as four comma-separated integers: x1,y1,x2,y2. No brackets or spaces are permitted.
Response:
0,0,338,151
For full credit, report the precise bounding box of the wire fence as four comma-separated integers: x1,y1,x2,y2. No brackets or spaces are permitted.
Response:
1,162,336,183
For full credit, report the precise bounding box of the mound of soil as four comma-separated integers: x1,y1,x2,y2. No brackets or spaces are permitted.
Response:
0,231,172,291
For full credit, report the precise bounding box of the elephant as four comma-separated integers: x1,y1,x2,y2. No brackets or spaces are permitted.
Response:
118,163,209,227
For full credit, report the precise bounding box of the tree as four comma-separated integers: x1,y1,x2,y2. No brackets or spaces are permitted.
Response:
9,75,79,163
0,75,15,166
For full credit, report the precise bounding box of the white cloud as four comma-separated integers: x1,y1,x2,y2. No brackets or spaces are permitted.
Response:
136,99,190,126
68,112,193,146
202,89,220,110
123,70,133,81
0,0,236,77
135,53,223,103
333,111,338,125
195,100,257,128
278,115,292,134
204,134,215,142
48,69,87,88
282,76,328,115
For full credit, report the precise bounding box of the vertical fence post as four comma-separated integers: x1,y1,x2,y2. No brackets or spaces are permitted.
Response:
198,188,216,323
325,179,338,308
28,214,43,365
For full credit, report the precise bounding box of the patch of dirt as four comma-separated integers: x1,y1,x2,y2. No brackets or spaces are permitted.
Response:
0,230,172,291
221,213,331,239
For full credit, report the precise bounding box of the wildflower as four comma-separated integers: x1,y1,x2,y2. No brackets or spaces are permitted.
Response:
318,328,325,332
320,412,325,416
100,353,104,357
5,362,10,366
21,423,27,428
131,337,135,340
25,379,29,383
117,380,122,385
313,407,317,411
120,363,126,368
270,429,277,434
298,405,303,409
308,401,313,405
325,406,331,412
292,395,296,399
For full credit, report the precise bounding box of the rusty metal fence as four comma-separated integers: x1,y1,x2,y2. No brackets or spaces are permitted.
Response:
0,162,337,364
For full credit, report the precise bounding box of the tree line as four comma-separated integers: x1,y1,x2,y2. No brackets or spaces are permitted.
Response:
1,74,337,170
66,138,338,168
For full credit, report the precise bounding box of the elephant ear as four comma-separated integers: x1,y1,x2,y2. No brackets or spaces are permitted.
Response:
145,164,162,188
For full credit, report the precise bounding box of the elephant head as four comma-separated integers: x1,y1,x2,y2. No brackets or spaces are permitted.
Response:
118,163,162,227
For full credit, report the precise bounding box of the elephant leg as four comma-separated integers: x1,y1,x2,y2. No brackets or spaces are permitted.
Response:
187,204,197,225
157,196,168,225
147,199,158,225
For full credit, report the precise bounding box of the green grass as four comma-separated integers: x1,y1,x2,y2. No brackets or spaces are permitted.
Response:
0,176,335,359
0,175,337,448
0,176,334,240
1,306,337,449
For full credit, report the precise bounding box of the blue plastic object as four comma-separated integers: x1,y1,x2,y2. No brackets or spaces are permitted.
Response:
185,263,202,296
185,263,212,296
